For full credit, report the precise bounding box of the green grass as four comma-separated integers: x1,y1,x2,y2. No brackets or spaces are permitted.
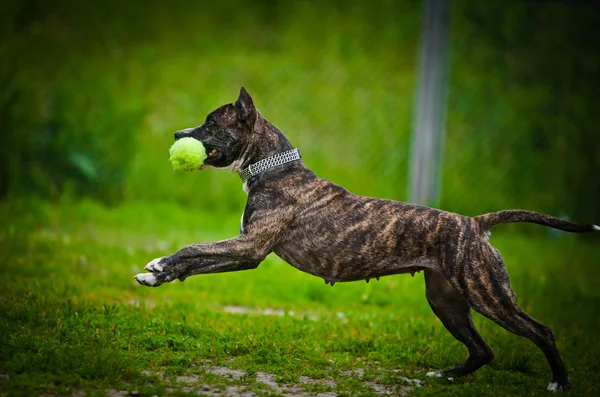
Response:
1,197,599,396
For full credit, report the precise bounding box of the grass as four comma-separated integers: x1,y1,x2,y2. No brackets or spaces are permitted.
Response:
0,197,599,396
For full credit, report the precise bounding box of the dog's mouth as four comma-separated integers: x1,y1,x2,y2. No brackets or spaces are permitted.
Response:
200,143,219,168
205,145,218,159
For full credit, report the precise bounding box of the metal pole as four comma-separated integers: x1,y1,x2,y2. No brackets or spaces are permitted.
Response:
409,0,452,206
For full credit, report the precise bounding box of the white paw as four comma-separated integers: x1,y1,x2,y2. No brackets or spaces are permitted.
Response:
426,371,442,378
134,273,159,287
547,381,570,392
547,382,567,392
145,257,166,273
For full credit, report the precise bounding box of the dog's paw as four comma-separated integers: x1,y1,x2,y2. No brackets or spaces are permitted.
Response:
145,256,167,273
547,381,570,392
134,273,161,287
426,371,443,378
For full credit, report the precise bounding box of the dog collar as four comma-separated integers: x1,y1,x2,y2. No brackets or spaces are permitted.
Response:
239,149,302,183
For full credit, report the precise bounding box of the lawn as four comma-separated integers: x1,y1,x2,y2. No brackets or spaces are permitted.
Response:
0,198,599,396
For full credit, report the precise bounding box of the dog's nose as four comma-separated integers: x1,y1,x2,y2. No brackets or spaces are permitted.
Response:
174,128,195,140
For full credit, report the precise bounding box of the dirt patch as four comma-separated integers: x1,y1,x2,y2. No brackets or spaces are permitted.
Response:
253,371,336,397
398,376,423,387
299,375,336,388
105,390,128,397
206,365,421,396
224,306,286,317
176,375,202,384
222,305,319,321
207,366,246,381
185,385,255,397
83,365,423,396
342,368,365,377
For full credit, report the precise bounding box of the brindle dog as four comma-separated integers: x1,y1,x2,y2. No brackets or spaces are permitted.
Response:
135,87,598,391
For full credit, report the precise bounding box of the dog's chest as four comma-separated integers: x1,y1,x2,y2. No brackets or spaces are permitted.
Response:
239,213,245,233
240,183,250,233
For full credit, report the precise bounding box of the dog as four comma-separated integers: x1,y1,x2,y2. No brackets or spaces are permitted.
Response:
134,87,598,391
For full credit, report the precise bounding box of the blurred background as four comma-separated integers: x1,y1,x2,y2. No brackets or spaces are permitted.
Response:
1,0,599,223
1,2,600,394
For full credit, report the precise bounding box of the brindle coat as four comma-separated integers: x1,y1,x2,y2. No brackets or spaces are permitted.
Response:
135,87,598,391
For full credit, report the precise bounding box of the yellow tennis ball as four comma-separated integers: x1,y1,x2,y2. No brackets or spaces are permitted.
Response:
169,138,207,171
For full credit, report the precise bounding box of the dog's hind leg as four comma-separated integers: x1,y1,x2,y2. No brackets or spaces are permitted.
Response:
454,252,570,391
424,270,494,379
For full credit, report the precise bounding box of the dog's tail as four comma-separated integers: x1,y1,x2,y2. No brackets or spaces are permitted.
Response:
474,210,600,233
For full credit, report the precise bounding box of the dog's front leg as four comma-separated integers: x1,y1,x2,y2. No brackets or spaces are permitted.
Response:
177,259,260,281
172,234,271,262
134,194,295,287
134,235,269,287
134,258,260,287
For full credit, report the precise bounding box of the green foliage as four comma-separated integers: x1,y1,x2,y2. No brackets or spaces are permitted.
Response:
0,0,419,212
1,0,598,215
1,0,146,201
0,199,599,396
444,1,600,221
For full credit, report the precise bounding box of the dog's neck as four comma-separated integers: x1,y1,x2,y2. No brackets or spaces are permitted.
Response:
239,116,295,170
231,115,304,190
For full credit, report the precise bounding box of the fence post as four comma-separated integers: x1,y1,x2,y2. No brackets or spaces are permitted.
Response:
409,0,452,206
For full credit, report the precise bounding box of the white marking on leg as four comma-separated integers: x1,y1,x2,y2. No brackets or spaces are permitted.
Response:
426,371,442,378
134,273,158,286
145,257,165,272
547,382,559,392
593,225,600,231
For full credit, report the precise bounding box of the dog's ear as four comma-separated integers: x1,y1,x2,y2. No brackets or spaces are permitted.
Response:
235,87,257,128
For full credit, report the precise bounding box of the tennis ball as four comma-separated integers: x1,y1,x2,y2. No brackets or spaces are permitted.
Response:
169,138,207,171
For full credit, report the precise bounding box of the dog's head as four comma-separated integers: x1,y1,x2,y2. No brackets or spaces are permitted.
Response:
174,87,261,172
